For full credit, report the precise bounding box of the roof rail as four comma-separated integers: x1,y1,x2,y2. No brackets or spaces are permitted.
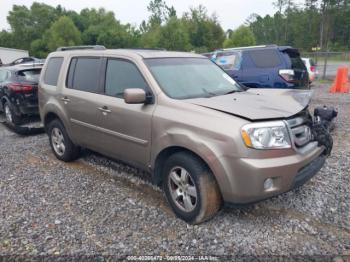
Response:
57,45,106,51
126,48,167,51
18,62,44,67
221,44,278,51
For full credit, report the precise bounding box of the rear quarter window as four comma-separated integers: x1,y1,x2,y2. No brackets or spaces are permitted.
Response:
284,51,306,71
43,57,63,86
215,52,241,70
248,49,282,68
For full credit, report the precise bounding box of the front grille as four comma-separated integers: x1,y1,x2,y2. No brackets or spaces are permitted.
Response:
285,111,313,149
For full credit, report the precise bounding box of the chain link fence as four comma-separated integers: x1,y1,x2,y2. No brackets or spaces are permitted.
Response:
302,52,350,80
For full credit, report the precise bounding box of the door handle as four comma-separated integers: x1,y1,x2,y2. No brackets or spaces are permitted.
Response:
98,106,112,114
61,97,70,103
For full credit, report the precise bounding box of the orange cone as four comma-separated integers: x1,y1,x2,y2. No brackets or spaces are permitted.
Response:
340,66,350,93
330,67,347,93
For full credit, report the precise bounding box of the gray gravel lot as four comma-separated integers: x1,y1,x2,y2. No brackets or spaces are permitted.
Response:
0,83,349,259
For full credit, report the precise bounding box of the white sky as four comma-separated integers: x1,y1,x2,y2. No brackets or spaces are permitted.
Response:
0,0,304,31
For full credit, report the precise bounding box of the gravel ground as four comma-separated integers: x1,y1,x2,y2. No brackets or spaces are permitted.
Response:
0,83,349,259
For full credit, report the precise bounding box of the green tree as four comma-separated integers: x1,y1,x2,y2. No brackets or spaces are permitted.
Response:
224,25,256,48
140,26,161,48
182,5,225,52
158,17,191,51
6,3,59,50
147,0,176,27
46,16,81,51
78,8,138,48
0,31,15,48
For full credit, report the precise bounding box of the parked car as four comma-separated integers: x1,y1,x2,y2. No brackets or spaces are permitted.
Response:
39,46,329,224
205,45,309,89
302,57,318,83
0,64,42,126
4,57,44,67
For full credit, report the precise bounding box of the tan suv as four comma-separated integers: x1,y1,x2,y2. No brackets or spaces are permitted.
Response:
39,46,328,224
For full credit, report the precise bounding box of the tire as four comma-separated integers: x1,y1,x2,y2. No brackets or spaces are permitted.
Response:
163,152,222,224
47,119,80,162
3,101,22,126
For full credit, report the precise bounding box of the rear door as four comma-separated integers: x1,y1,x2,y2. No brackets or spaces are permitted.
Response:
62,56,106,149
281,49,309,88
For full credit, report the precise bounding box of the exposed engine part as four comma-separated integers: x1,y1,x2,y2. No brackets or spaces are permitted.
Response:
312,122,333,156
314,105,338,132
312,105,337,156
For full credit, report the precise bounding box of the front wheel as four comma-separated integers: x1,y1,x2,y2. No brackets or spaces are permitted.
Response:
163,152,222,224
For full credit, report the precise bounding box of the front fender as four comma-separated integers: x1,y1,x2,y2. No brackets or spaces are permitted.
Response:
151,128,233,197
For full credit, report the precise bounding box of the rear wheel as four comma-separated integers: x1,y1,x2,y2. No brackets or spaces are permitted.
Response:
4,101,21,126
163,152,222,224
47,119,80,162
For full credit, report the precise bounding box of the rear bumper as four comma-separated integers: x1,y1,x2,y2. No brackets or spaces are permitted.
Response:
18,104,39,115
11,96,39,116
215,145,325,204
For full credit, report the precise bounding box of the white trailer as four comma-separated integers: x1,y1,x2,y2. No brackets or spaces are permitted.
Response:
0,47,29,64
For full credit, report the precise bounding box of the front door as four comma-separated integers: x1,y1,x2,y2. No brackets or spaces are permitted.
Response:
95,58,155,168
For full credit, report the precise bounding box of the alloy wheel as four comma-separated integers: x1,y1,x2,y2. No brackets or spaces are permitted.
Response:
4,104,13,124
51,127,66,156
168,166,198,212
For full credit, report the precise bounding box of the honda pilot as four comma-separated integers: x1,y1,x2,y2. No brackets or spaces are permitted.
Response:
39,46,329,224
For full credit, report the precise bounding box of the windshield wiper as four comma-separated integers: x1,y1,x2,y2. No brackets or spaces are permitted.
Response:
201,88,218,98
224,90,238,95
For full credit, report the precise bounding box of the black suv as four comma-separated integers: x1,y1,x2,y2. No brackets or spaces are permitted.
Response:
0,64,42,126
203,45,309,89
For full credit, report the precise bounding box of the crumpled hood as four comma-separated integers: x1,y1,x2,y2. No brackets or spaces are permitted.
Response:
186,88,313,121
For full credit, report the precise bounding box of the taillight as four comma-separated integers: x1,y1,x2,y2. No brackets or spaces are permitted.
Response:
8,83,34,93
310,66,316,72
279,69,296,83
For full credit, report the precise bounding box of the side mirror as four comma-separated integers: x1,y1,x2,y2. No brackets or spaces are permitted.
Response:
124,88,147,104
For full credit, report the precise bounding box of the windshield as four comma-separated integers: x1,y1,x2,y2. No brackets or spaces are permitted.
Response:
146,58,242,99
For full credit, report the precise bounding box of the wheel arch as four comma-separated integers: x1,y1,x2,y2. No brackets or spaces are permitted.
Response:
1,96,10,107
153,146,216,187
42,106,73,140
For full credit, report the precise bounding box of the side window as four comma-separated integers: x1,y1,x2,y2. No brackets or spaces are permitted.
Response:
44,57,64,86
14,59,23,65
249,49,282,68
0,70,8,82
68,57,101,93
105,59,148,97
215,52,241,70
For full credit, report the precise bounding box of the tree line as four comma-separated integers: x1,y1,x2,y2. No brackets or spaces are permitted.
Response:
248,0,350,52
0,0,349,58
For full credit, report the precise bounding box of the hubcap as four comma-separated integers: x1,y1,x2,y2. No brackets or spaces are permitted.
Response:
4,104,13,123
168,167,198,212
51,127,65,156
